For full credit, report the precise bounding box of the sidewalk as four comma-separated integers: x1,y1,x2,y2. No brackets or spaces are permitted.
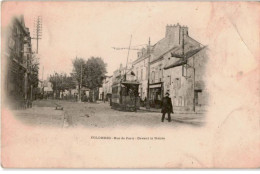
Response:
139,107,205,126
139,107,205,114
171,113,205,126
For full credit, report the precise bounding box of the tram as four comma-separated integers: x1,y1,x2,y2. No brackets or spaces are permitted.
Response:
111,80,140,112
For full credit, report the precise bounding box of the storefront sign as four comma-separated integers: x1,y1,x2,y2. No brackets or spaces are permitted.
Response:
149,84,161,88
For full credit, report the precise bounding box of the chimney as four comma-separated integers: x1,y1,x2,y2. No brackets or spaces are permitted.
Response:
182,26,189,36
179,26,189,47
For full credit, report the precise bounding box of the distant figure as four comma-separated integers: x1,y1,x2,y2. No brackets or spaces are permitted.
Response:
161,92,173,122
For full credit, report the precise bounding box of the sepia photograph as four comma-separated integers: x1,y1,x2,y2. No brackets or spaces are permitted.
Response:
1,1,259,168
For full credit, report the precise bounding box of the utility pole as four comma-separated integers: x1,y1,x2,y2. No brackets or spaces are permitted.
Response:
193,57,196,112
32,16,42,54
79,63,83,102
42,66,44,81
181,27,196,112
182,27,185,57
42,66,44,96
53,72,57,99
125,35,132,80
126,35,132,69
146,37,151,109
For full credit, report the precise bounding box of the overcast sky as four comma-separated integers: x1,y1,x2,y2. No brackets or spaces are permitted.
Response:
2,1,258,80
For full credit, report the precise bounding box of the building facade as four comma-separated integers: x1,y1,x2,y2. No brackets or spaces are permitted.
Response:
131,23,208,111
132,48,149,101
112,63,134,85
162,24,208,112
102,76,113,101
147,23,189,108
4,15,35,108
164,47,208,112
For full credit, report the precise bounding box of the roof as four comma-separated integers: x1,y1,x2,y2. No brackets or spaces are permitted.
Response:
164,46,206,70
150,45,179,64
151,37,170,61
150,35,202,63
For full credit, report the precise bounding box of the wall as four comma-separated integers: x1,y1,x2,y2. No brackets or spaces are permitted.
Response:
6,16,32,107
132,56,148,100
150,59,164,84
189,48,209,111
164,48,209,112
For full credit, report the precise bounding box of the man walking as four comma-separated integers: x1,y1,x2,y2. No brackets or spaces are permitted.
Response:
161,92,173,122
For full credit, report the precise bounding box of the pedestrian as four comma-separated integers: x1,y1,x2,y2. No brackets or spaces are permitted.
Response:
161,92,173,122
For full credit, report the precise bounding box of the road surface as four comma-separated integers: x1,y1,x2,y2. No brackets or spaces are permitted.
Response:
13,100,205,128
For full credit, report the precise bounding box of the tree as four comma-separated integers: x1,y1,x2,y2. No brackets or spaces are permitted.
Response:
30,56,39,88
71,57,87,101
85,57,107,102
49,73,61,98
29,54,40,100
49,73,76,99
63,75,76,91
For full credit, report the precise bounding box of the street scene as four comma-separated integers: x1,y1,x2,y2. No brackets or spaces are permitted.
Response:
3,6,208,128
2,2,259,169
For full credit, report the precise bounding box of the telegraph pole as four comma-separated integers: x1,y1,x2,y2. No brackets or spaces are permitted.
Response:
182,28,195,112
42,66,44,96
79,63,83,102
32,16,42,54
126,35,132,69
42,66,44,81
146,37,151,109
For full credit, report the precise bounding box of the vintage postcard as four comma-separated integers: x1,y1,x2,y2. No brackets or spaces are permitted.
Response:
1,1,259,168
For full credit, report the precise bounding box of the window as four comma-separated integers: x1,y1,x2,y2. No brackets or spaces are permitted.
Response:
173,78,181,89
168,76,171,85
151,71,155,83
178,96,182,106
155,71,158,81
159,64,163,80
182,64,187,77
195,90,202,106
136,68,139,80
176,78,181,89
173,96,177,106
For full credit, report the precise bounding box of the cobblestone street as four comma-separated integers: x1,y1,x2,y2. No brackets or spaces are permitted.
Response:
13,100,205,128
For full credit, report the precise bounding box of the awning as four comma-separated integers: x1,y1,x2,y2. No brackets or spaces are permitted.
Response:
121,81,140,85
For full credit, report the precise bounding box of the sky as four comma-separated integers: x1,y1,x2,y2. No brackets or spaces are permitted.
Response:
2,1,258,80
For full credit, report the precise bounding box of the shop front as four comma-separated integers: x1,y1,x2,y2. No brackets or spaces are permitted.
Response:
149,82,163,109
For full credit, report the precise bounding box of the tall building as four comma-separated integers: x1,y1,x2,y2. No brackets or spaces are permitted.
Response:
164,46,208,112
132,47,150,101
4,15,35,108
132,23,208,111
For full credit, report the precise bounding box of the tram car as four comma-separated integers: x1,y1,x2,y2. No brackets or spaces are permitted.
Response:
111,80,140,111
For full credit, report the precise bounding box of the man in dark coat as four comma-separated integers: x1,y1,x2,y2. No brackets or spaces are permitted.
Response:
161,92,173,122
